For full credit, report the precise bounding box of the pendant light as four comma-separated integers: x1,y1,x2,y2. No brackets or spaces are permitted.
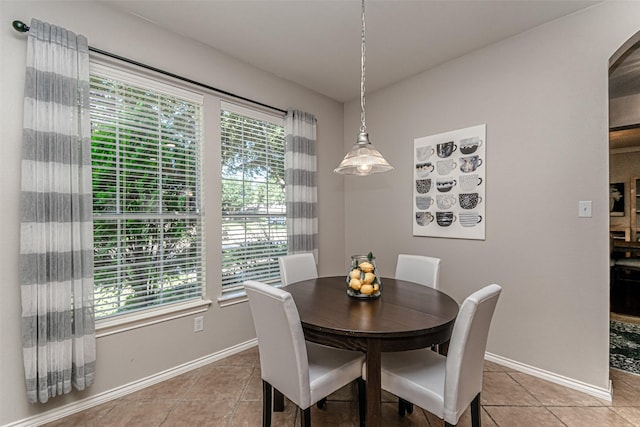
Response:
334,0,393,176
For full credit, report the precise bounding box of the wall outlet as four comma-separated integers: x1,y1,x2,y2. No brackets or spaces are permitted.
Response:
578,200,592,218
194,316,204,332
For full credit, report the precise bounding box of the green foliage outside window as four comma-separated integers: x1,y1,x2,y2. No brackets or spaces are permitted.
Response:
91,74,203,319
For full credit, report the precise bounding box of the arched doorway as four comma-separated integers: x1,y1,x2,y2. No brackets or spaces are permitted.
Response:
608,32,640,375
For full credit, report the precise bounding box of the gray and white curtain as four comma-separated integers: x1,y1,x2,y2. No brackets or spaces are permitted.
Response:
20,19,95,404
284,110,318,258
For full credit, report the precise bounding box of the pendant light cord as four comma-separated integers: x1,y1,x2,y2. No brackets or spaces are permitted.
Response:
360,0,367,134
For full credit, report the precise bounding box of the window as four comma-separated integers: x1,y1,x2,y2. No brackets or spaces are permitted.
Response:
221,103,286,291
90,63,204,320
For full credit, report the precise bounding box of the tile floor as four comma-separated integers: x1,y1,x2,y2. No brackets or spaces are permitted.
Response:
44,346,640,427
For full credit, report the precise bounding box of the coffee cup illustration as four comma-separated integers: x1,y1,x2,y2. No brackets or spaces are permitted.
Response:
459,155,483,173
415,162,435,178
459,212,483,227
459,173,483,191
459,137,483,154
416,196,434,210
437,141,457,158
436,179,457,193
416,179,432,194
436,211,456,227
459,192,482,209
436,194,457,210
416,145,435,161
416,211,434,226
436,159,457,175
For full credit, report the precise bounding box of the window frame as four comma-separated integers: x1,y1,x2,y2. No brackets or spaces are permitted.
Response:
90,60,211,333
219,101,286,301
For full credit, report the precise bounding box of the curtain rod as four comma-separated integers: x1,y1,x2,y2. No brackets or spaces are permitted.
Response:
12,20,288,115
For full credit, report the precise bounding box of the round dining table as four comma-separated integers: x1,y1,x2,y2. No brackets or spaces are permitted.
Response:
284,276,459,427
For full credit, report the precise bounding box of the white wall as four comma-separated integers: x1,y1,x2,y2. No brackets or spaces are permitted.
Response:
0,1,345,425
343,1,640,391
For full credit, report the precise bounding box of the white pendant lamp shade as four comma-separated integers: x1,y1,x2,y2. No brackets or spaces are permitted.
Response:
334,0,393,176
334,132,393,176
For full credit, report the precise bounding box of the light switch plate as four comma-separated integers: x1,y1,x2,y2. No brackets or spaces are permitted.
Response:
578,201,592,218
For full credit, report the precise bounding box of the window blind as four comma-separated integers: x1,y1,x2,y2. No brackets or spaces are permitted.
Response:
90,63,205,319
221,102,286,290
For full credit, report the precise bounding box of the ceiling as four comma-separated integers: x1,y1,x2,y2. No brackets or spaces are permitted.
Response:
100,0,600,103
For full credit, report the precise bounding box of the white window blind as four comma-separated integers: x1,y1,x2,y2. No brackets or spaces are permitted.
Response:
221,102,286,291
90,63,205,319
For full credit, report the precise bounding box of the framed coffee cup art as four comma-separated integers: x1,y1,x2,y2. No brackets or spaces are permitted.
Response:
413,124,486,240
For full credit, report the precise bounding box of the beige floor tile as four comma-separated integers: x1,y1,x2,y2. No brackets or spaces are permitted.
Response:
612,374,640,407
509,372,605,406
42,401,118,427
485,406,564,426
612,406,640,426
45,350,640,427
481,372,540,406
229,399,297,427
213,347,260,367
184,365,253,401
549,406,634,427
162,399,235,426
484,360,507,372
456,406,497,427
240,367,263,401
326,381,360,402
98,400,176,427
305,401,359,427
380,402,430,426
124,370,200,401
611,369,640,393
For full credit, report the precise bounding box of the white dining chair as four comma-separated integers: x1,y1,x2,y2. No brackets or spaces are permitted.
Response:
395,254,441,288
374,284,502,427
244,280,365,427
278,253,318,286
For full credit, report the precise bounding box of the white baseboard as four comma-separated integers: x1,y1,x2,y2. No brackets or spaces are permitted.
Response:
485,352,613,402
6,339,258,427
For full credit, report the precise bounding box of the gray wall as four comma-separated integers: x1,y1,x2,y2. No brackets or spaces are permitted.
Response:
0,1,345,424
343,1,640,390
3,0,640,424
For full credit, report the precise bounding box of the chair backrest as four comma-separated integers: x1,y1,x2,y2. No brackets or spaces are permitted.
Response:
395,254,441,288
278,253,318,286
244,280,310,408
443,284,501,424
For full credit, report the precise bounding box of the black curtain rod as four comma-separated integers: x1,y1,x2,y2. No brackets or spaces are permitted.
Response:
12,20,288,115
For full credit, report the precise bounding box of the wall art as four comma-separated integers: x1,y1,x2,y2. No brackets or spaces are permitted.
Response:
413,124,486,240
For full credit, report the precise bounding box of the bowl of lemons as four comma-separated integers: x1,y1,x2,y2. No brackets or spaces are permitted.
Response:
346,252,381,299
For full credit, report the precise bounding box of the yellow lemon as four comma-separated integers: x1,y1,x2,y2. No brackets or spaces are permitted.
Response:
349,278,362,291
363,272,375,285
373,284,379,292
360,284,374,295
349,269,362,280
359,262,374,273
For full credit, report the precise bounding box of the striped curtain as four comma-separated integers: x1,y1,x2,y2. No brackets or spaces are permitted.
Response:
284,110,318,258
20,19,95,404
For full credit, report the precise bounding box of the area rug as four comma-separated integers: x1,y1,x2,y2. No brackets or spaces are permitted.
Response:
610,320,640,375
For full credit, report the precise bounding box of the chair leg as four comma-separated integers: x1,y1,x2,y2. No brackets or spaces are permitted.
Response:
398,398,414,416
273,388,285,412
471,392,481,427
262,380,273,427
357,378,366,427
300,407,311,427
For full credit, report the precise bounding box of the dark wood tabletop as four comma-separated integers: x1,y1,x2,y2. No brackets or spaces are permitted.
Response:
285,276,459,427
